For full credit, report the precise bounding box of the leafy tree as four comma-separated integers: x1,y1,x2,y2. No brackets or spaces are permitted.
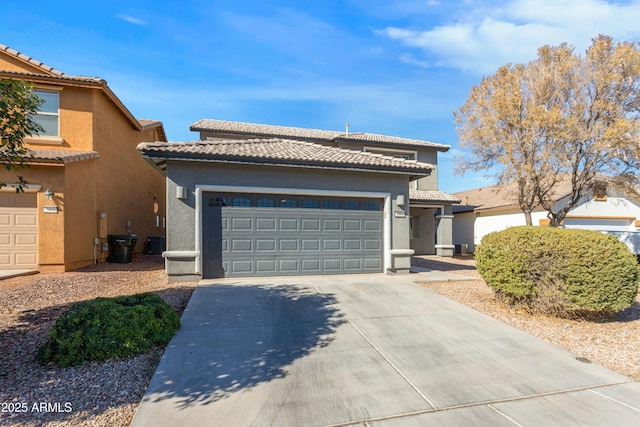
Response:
455,35,640,226
0,79,43,190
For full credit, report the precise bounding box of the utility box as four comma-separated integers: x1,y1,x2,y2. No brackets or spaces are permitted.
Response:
108,234,137,263
454,244,468,255
145,236,165,255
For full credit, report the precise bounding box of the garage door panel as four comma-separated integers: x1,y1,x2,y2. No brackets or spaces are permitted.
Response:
364,258,382,269
278,259,299,272
301,219,320,230
203,193,383,277
256,218,276,230
301,239,320,251
279,218,299,231
344,240,362,250
323,219,341,231
231,239,252,251
231,218,252,230
344,220,362,231
364,220,381,231
15,233,37,246
301,259,321,272
364,239,381,250
256,239,276,252
231,260,253,273
344,258,362,270
279,239,299,251
324,240,341,251
0,193,38,269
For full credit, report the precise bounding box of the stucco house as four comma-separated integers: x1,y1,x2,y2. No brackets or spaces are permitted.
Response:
452,178,640,254
0,43,167,271
138,119,459,280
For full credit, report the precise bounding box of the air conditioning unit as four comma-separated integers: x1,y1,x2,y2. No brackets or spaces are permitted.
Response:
454,244,468,255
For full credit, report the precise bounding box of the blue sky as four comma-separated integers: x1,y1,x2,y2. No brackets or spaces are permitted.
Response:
2,0,640,193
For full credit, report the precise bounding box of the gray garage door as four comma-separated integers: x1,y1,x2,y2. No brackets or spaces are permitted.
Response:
202,193,383,278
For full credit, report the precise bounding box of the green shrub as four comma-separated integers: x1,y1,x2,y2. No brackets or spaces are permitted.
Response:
38,293,180,367
475,226,639,317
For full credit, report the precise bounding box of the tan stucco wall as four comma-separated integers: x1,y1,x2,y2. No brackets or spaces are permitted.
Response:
1,51,166,271
0,165,66,270
92,92,166,254
0,54,46,74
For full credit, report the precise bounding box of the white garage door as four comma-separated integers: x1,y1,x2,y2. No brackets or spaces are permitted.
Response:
202,193,384,278
0,192,38,269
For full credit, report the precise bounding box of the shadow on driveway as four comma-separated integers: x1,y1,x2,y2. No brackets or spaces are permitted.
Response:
143,283,345,408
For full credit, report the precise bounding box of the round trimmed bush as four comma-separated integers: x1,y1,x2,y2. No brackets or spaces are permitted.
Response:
37,293,180,367
475,226,639,317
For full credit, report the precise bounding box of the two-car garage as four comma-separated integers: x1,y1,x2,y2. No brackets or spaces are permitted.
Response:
138,138,433,280
202,193,384,277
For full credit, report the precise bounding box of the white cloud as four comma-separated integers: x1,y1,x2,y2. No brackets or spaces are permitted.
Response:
381,0,640,74
116,14,148,26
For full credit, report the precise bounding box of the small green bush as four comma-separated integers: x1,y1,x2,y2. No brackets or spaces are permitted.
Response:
38,293,180,367
475,226,639,318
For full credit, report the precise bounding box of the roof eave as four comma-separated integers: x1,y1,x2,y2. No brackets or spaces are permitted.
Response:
0,71,143,132
138,152,431,177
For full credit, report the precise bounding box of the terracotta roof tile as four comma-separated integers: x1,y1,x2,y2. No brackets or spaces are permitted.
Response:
27,149,100,163
0,43,65,76
410,189,461,204
453,180,574,211
137,139,433,175
190,119,450,151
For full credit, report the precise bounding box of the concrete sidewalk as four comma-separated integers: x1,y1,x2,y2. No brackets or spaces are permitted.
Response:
132,274,640,426
0,269,38,280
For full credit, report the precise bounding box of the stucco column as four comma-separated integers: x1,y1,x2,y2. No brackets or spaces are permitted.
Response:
435,204,454,257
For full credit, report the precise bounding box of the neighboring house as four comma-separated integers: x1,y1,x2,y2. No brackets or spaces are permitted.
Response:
452,179,640,254
0,44,167,271
138,119,459,280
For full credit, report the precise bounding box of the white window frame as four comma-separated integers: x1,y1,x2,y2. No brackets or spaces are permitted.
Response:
33,89,60,138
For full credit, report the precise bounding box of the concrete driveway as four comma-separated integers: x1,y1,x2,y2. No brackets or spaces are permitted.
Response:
131,274,640,426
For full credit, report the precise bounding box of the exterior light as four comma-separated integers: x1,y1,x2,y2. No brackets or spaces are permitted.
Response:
44,188,54,200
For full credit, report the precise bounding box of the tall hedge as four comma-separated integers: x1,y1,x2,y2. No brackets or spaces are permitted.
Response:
475,226,639,317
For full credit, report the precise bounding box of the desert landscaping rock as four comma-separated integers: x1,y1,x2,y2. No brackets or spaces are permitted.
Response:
0,255,637,426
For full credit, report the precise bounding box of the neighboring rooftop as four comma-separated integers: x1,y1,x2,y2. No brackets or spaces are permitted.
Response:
190,119,451,152
453,179,575,212
137,138,434,177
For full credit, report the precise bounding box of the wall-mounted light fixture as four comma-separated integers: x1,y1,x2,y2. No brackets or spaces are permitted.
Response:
396,194,405,208
44,188,54,200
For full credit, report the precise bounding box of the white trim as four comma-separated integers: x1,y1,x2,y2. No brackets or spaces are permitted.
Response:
0,184,42,193
195,184,392,274
162,251,199,258
363,145,418,160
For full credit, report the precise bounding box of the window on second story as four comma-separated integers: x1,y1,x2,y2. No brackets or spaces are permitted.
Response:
33,90,60,137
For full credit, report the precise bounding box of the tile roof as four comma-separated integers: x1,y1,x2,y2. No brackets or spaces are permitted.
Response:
190,119,450,151
26,149,100,164
137,138,434,176
453,179,575,211
0,43,65,76
0,43,161,134
409,189,461,204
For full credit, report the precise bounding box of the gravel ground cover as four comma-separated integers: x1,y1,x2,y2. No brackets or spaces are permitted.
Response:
0,255,196,427
1,255,637,426
414,255,640,381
